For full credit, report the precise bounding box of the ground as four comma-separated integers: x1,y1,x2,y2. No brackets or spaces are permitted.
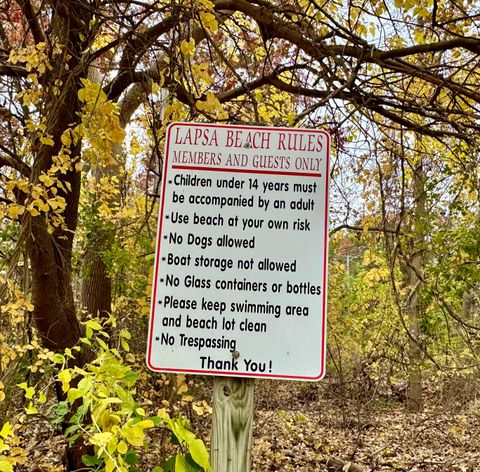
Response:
17,377,480,471
249,381,480,472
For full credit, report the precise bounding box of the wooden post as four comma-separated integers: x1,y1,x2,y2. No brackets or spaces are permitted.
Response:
211,377,254,472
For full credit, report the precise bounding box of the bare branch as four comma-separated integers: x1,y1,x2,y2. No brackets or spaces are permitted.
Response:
14,0,45,44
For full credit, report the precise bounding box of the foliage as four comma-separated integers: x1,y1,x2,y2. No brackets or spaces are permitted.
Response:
0,0,480,467
0,317,211,472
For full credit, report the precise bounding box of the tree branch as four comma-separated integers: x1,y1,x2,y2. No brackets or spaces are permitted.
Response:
15,0,45,44
0,65,29,77
105,13,188,100
0,151,31,178
329,223,401,236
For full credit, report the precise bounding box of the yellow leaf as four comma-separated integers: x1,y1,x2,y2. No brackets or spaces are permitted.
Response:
180,38,195,57
40,136,55,146
17,382,34,399
25,402,38,415
175,455,188,472
156,408,170,420
110,126,125,143
135,420,154,429
0,423,12,439
199,11,218,33
0,459,14,472
121,419,154,447
78,88,86,102
61,132,72,146
86,320,102,331
121,425,144,447
117,441,128,455
39,174,55,187
7,205,25,219
105,457,115,472
58,369,72,392
196,92,227,118
177,384,188,394
198,0,214,9
90,431,113,448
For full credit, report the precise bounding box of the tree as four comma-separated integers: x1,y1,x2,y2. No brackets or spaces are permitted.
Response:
1,1,480,467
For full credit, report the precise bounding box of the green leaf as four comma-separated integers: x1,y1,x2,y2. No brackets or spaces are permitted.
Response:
55,401,69,415
163,456,175,472
96,337,108,350
175,455,188,472
81,454,103,466
185,454,204,472
68,433,81,446
123,372,139,384
67,388,83,402
64,424,81,436
52,353,65,364
124,450,139,465
188,439,211,471
150,416,164,426
86,320,102,330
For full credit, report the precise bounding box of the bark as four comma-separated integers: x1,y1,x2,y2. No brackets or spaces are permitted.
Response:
81,68,168,318
27,75,83,351
80,144,121,321
81,245,112,320
406,162,426,413
461,292,475,321
23,2,96,469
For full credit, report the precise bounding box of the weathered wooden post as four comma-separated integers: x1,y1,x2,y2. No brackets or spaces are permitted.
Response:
211,378,254,472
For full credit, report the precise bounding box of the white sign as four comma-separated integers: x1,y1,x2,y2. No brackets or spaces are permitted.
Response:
147,123,330,380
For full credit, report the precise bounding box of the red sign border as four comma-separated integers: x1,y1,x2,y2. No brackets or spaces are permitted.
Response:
146,122,330,381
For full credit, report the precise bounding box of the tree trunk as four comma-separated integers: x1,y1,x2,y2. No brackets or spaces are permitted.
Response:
27,66,84,352
81,245,112,320
406,161,426,412
80,84,162,318
24,2,96,469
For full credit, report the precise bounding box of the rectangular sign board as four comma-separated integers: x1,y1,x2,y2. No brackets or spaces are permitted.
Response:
147,123,330,380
